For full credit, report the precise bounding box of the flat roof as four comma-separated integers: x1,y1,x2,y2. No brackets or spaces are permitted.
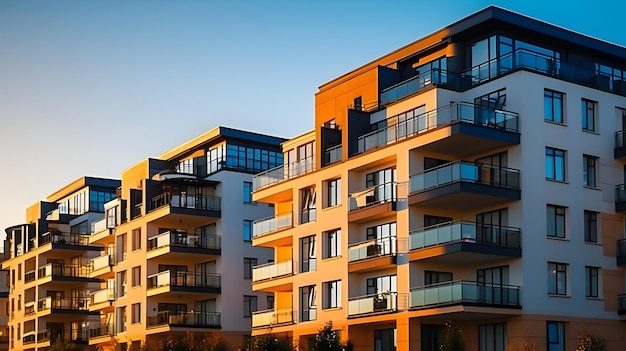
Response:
47,176,120,202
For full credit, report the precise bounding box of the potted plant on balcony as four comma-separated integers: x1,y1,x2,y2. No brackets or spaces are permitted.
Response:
373,293,388,311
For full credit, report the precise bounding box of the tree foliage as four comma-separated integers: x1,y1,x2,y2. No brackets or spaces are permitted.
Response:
575,330,606,351
312,321,353,351
155,332,229,351
251,332,295,351
50,339,78,351
440,321,464,351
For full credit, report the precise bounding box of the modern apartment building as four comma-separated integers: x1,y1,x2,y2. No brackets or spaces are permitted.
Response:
3,176,120,351
250,6,626,351
87,126,285,351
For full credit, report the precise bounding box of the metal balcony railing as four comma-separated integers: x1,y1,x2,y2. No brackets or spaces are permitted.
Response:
409,221,521,250
89,323,115,338
325,145,342,165
147,310,220,328
38,264,91,279
253,213,293,238
409,280,520,309
147,231,221,250
151,193,221,212
37,296,90,311
40,231,91,246
409,161,520,194
147,270,221,289
253,156,316,191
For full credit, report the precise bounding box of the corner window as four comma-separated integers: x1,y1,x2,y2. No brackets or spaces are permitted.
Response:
545,147,566,181
544,89,564,124
547,205,566,239
582,99,597,132
548,262,568,295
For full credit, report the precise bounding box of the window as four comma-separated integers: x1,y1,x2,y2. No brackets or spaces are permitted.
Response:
300,187,316,224
89,190,116,212
300,285,316,321
243,182,254,203
366,168,396,203
474,89,507,126
327,179,341,207
585,266,599,298
547,205,567,239
300,235,316,272
583,155,597,188
374,328,396,351
267,295,274,310
547,321,565,351
132,266,141,287
545,147,566,181
132,229,141,251
367,275,397,295
323,229,341,259
243,220,253,242
479,323,507,351
548,262,568,295
287,141,315,177
366,222,397,256
117,233,127,263
582,99,597,132
584,211,598,243
117,270,127,298
117,306,127,333
544,89,564,123
243,257,257,280
131,303,141,324
243,295,257,318
176,158,196,175
17,264,21,281
425,271,453,285
323,280,341,309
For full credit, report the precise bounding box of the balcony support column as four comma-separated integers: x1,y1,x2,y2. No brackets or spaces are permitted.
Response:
396,315,411,351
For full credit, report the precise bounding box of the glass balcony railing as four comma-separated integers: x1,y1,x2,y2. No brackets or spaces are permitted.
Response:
25,270,36,283
147,231,221,250
38,264,91,279
357,102,519,154
90,288,115,305
91,254,114,272
147,310,220,328
151,194,221,213
380,68,453,105
325,145,342,165
253,156,316,191
348,236,397,262
40,231,91,246
253,213,293,238
89,323,115,338
147,270,221,289
348,292,398,317
409,280,520,309
252,260,294,282
348,183,396,211
409,221,521,250
24,302,36,315
37,296,90,311
90,218,110,234
252,308,295,328
409,161,520,194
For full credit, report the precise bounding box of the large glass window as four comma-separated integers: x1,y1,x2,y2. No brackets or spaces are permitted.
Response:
300,187,316,224
545,147,566,181
585,266,599,298
300,235,316,272
366,222,397,256
584,211,598,243
544,89,564,124
300,285,316,322
366,168,396,203
547,321,565,351
207,143,283,174
547,205,566,239
548,262,568,295
424,271,452,285
582,99,597,132
367,275,397,295
243,295,257,318
374,328,396,351
479,323,507,351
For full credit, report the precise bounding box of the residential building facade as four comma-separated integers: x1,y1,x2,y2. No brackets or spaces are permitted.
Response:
251,6,626,351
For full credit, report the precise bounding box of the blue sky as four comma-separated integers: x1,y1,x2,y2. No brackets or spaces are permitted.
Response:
1,0,624,234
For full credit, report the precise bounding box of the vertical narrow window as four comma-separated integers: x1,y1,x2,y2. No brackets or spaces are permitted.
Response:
300,187,317,224
545,147,566,181
479,323,507,351
243,257,257,280
547,321,565,351
300,235,316,272
582,99,597,132
585,266,599,298
326,179,341,207
323,280,341,309
243,220,252,242
548,262,568,295
547,205,566,239
243,295,257,318
584,211,598,243
324,229,341,259
299,285,316,321
131,266,141,287
131,303,141,324
583,155,598,188
544,89,564,123
243,182,253,204
132,229,141,251
267,295,274,310
117,270,127,298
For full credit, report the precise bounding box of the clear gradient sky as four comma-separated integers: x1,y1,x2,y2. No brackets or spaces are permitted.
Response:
1,0,625,235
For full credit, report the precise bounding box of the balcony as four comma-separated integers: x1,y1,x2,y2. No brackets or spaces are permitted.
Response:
617,239,626,266
409,161,520,210
616,185,626,213
38,264,100,283
348,237,397,273
253,156,315,191
37,296,93,315
357,102,519,158
23,333,36,345
253,213,293,240
147,231,220,261
619,294,626,315
147,270,221,296
409,280,521,310
149,193,221,221
409,221,521,264
33,329,88,345
147,311,220,329
89,288,115,310
25,270,36,283
348,292,399,318
348,183,397,223
252,260,294,282
90,254,115,278
380,68,454,106
615,131,626,159
39,231,102,251
24,301,36,315
89,323,115,342
325,145,342,165
252,308,296,328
